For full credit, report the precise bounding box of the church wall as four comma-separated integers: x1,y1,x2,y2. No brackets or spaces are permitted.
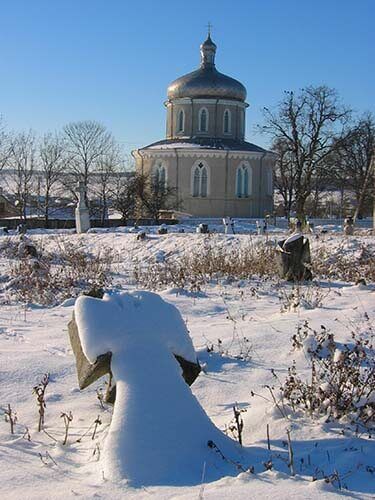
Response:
135,152,274,218
166,99,246,141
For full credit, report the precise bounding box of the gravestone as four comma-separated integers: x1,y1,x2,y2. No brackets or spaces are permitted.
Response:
136,230,146,240
223,216,234,234
276,233,312,281
75,182,90,234
70,291,246,485
68,291,201,404
196,223,209,234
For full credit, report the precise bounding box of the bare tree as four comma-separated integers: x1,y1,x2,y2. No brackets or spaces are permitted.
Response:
38,133,66,227
135,174,177,223
260,86,351,220
63,120,115,199
112,172,137,225
9,132,36,221
272,138,296,218
92,144,122,224
337,113,375,219
0,117,12,171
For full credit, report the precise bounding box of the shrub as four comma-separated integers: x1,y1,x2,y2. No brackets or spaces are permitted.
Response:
274,320,374,429
5,238,114,306
133,237,277,291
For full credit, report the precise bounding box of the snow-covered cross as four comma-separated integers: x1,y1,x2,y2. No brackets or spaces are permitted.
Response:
69,291,201,404
73,291,246,485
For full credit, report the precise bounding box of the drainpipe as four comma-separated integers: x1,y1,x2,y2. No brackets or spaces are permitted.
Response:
224,150,229,216
258,151,267,217
191,99,194,136
174,148,180,210
170,101,174,138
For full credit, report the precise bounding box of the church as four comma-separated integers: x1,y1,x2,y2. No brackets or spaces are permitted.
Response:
133,32,275,218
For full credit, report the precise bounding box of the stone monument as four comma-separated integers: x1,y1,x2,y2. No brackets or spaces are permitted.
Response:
75,182,90,234
223,216,235,234
276,233,312,281
67,291,248,486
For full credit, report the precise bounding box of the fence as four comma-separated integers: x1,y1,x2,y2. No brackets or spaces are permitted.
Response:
0,218,179,230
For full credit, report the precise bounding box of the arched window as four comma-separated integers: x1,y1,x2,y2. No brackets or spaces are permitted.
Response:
236,163,251,198
199,108,208,132
223,109,231,134
177,109,184,133
154,162,167,190
192,162,209,197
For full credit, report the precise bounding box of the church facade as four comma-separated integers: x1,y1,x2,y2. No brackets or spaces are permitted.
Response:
133,34,275,218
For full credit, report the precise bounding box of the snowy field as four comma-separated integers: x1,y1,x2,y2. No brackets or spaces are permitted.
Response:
0,226,374,499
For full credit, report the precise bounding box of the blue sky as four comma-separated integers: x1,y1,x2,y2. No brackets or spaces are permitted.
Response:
0,0,374,153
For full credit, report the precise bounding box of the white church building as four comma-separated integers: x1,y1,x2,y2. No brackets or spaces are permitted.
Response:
133,33,275,218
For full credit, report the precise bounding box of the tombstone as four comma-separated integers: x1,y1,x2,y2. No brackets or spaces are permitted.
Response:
136,230,146,240
157,224,168,235
75,182,90,234
343,216,354,236
276,233,312,281
70,290,246,485
68,291,201,404
223,216,234,234
196,223,209,234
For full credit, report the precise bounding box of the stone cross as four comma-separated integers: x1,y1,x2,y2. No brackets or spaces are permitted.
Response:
75,181,90,233
68,291,201,404
223,216,234,234
70,291,208,483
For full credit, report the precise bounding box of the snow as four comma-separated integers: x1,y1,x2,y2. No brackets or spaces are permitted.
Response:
0,227,374,498
283,232,304,245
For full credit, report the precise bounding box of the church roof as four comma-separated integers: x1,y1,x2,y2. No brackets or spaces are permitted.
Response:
167,35,247,102
139,138,267,153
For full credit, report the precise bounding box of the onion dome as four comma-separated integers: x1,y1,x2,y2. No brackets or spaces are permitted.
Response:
167,35,247,102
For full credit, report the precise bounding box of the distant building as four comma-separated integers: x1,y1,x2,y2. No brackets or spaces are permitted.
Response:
133,32,275,218
0,189,18,218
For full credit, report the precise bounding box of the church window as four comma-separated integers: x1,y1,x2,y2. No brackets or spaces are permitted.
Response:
199,108,208,132
236,163,251,198
192,162,209,197
223,109,231,134
154,162,167,190
177,109,185,133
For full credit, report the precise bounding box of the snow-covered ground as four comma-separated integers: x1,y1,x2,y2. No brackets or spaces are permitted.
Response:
0,227,374,499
